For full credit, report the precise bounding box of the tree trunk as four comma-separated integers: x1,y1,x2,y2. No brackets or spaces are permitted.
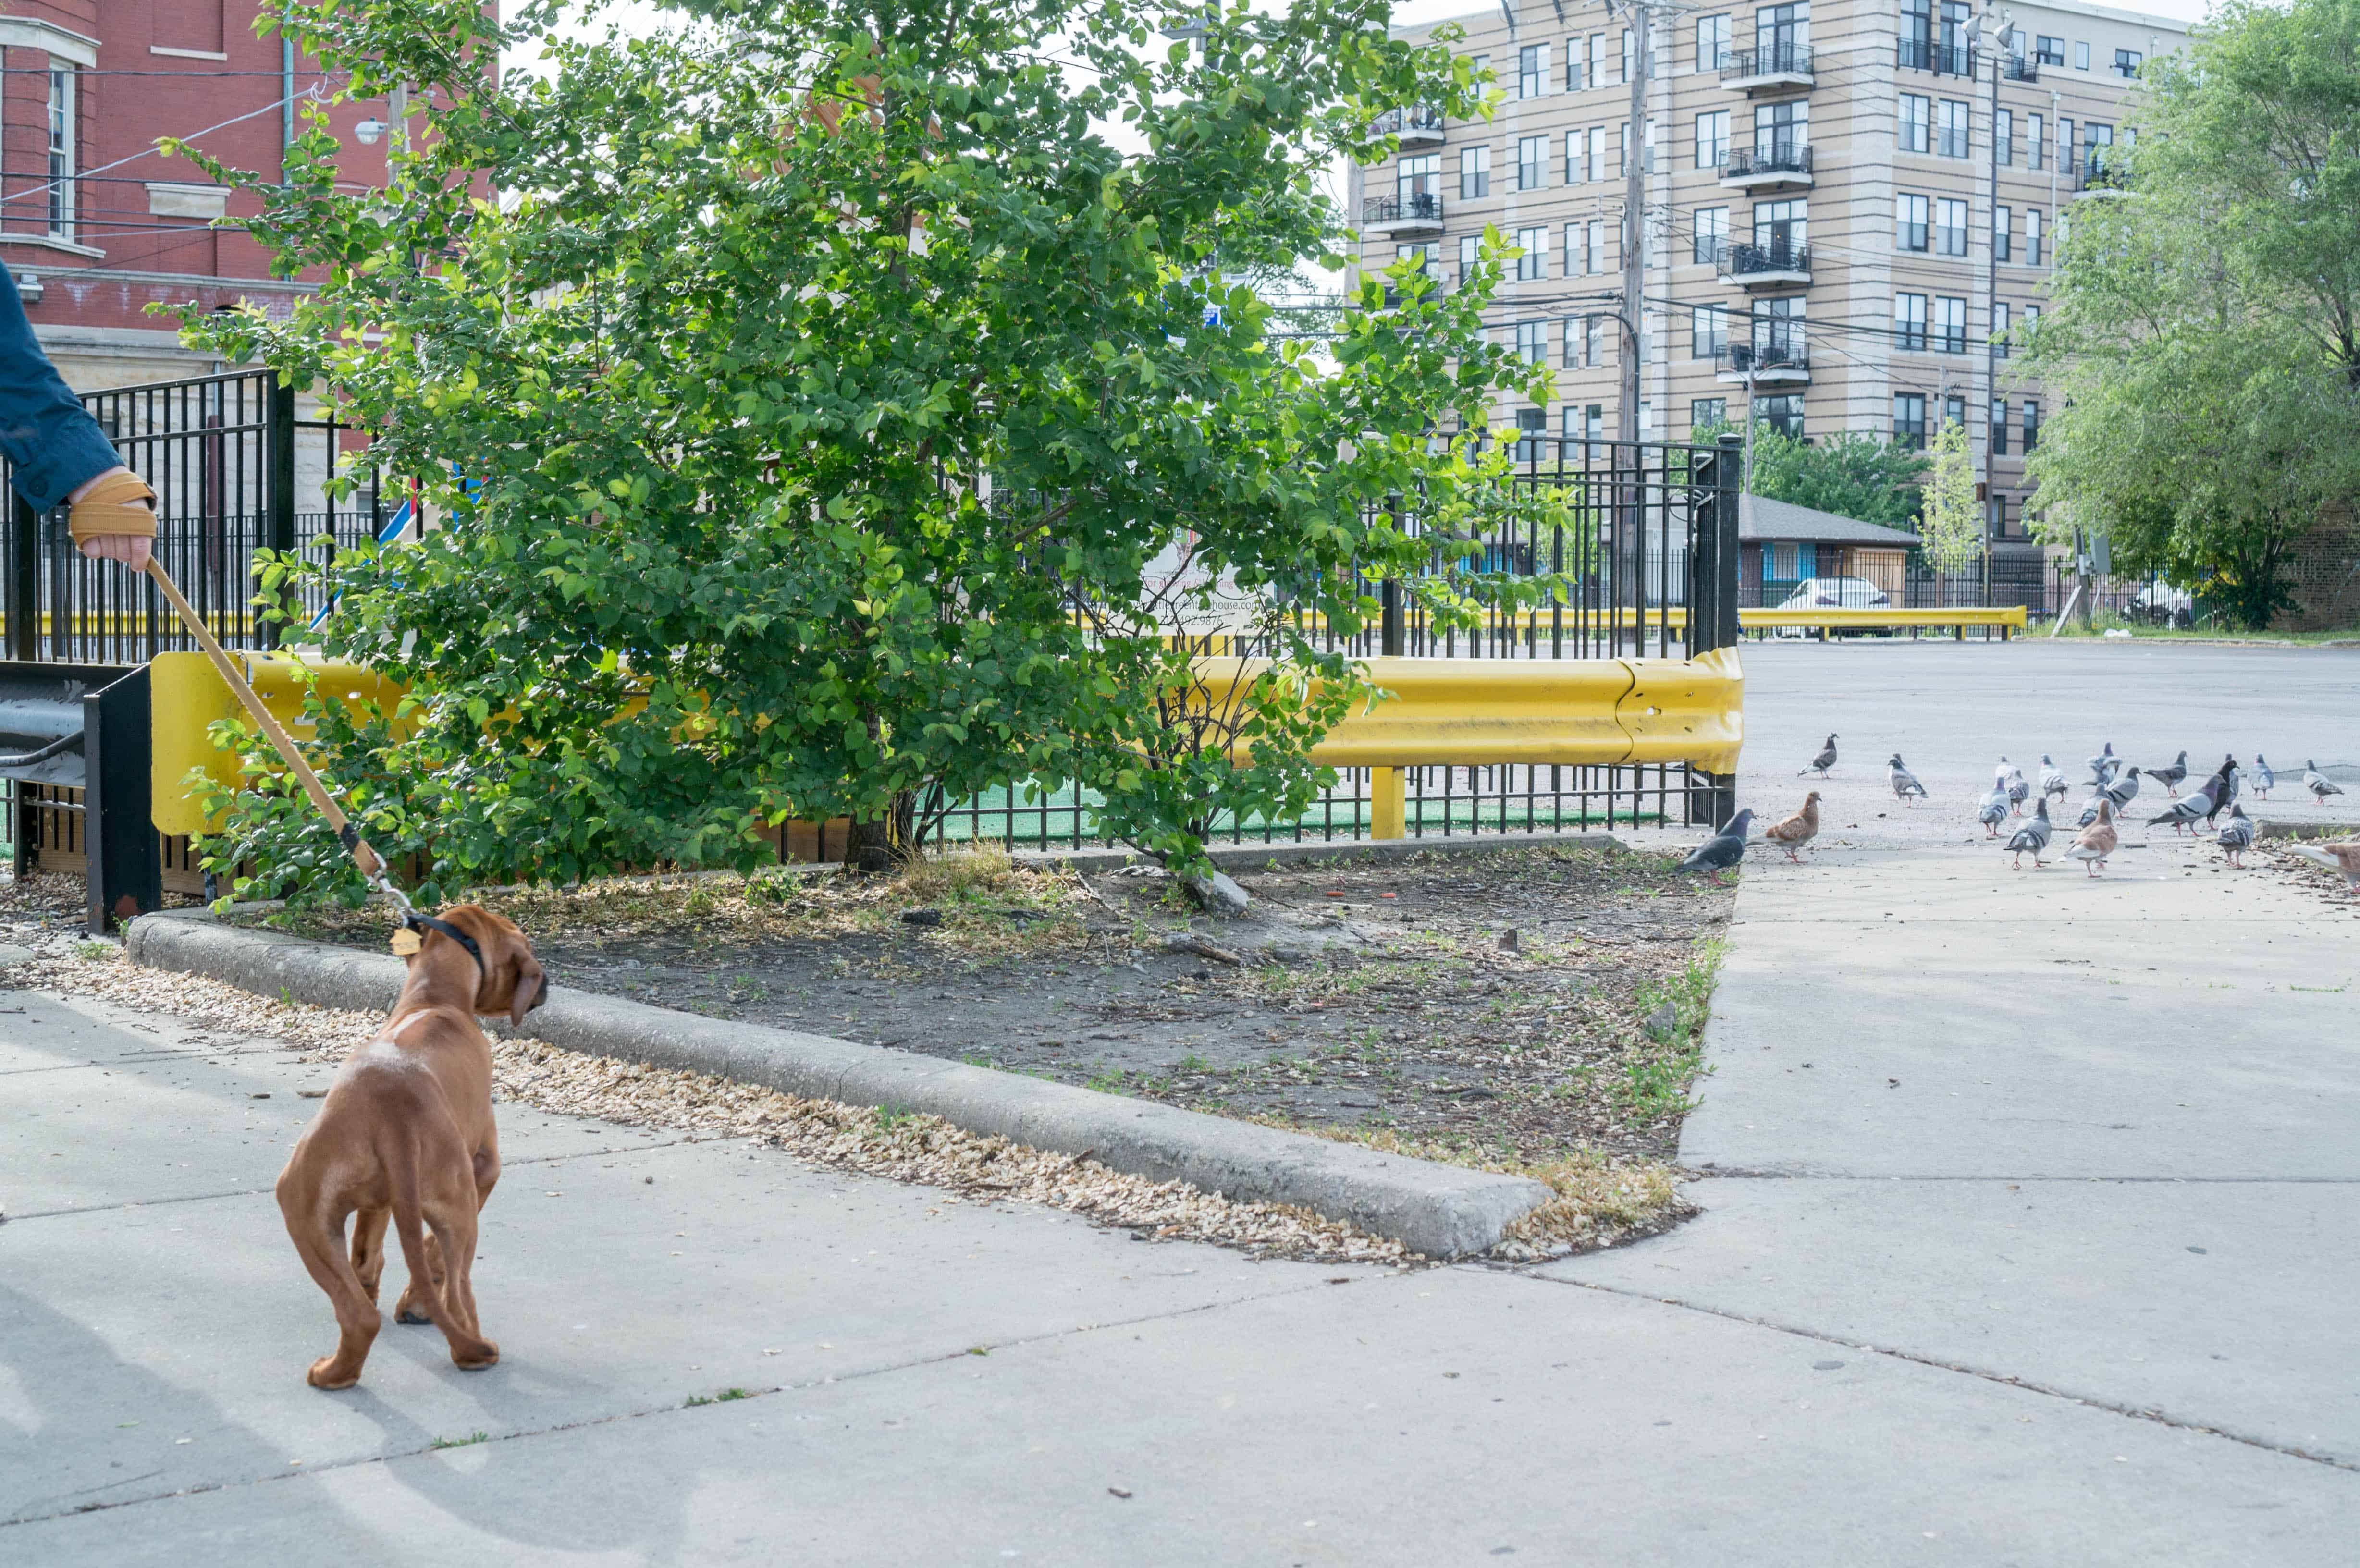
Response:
847,790,916,872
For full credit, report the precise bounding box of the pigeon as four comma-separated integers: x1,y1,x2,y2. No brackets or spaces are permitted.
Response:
2065,798,2118,876
2215,804,2255,867
2006,768,2031,813
2143,750,2189,797
2146,760,2227,837
2077,795,2108,828
2252,755,2275,800
2208,755,2240,826
2286,838,2360,896
2039,755,2069,802
2103,766,2142,813
2086,742,2118,786
1679,808,1756,886
2005,797,2053,870
1801,734,1838,777
1888,754,1928,807
1977,784,2011,837
1763,792,1820,862
2305,761,2346,803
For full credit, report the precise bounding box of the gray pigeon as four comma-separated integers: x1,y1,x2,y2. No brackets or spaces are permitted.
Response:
2006,768,2031,813
1679,808,1756,886
2144,750,2189,796
1977,784,2010,837
1802,734,1838,777
2005,797,2053,869
2146,761,2226,836
2306,760,2345,803
2209,755,2240,825
2087,742,2118,786
2103,766,2142,813
1889,754,1928,806
2216,804,2255,867
2039,755,2069,801
2253,755,2275,799
2077,794,2109,828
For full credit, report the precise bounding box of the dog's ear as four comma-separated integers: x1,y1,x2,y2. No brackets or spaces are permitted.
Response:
508,948,547,1026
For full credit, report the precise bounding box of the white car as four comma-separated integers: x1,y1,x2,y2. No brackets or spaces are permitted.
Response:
1777,576,1893,611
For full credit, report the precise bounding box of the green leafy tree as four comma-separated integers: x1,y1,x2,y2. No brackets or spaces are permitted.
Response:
2023,0,2360,628
1699,422,1926,527
172,0,1561,903
1915,420,1981,575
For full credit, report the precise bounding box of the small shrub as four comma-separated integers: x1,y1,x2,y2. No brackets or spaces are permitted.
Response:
898,845,1013,902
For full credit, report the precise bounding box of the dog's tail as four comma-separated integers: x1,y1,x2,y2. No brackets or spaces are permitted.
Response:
384,1130,441,1320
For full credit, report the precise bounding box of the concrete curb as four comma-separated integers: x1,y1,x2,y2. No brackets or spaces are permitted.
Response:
1016,829,1625,876
124,912,1549,1258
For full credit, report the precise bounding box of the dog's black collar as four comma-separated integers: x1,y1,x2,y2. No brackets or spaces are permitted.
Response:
404,910,484,975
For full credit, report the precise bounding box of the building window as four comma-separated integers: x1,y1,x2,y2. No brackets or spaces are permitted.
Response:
1563,38,1584,91
2025,207,2044,266
1564,130,1584,184
1937,99,1969,159
47,69,76,241
1622,28,1635,84
1899,0,1931,71
1693,306,1728,358
1990,397,2009,455
1995,109,2014,166
1588,218,1607,273
1757,294,1803,356
2059,117,2076,174
1693,206,1729,266
2028,112,2046,171
1562,316,1587,367
2035,35,2064,65
1896,193,1929,252
2023,303,2041,341
1758,393,1804,438
2023,399,2040,450
1992,300,2011,356
1585,403,1606,443
1515,320,1548,366
1514,407,1547,462
1516,227,1547,280
1519,44,1547,98
1517,135,1545,191
1754,99,1807,160
1458,234,1481,285
1587,126,1608,182
1697,14,1731,69
1397,154,1439,207
1943,393,1965,430
1693,397,1728,431
2074,39,2090,70
1993,205,2012,263
1696,110,1730,169
2083,122,2114,176
1894,293,1929,351
1589,33,1608,88
1899,93,1931,154
2114,48,2142,78
1933,296,1967,353
1893,392,1928,448
1934,197,1968,256
1460,146,1490,199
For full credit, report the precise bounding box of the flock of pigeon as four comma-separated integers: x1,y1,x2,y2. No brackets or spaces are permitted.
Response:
1677,732,2359,888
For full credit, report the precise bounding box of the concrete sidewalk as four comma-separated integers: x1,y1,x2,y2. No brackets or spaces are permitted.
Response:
5,640,2357,1562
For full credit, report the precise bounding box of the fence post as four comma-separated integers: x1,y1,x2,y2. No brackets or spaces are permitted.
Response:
262,378,298,649
83,666,161,934
1714,434,1743,653
7,495,35,663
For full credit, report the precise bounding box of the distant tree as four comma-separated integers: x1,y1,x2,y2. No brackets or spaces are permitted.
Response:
2023,0,2360,629
1709,425,1925,528
1915,420,1981,575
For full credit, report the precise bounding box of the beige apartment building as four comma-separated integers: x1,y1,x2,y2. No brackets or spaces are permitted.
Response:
1360,0,2185,550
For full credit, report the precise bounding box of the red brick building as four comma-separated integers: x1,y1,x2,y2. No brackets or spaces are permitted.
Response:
1,1,396,390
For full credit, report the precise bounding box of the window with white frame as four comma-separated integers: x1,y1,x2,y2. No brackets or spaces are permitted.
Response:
1589,33,1607,87
2025,207,2044,265
1516,226,1548,280
1460,145,1490,198
1693,305,1728,357
1515,319,1547,365
1697,14,1731,69
1992,300,2011,355
1995,108,2013,166
1565,129,1586,183
1565,38,1585,90
1693,205,1728,265
1934,196,1968,256
1517,135,1545,190
1932,295,1967,352
48,68,77,241
2028,111,2045,170
1458,233,1482,285
1753,197,1805,252
1895,192,1929,252
1894,292,1929,351
1588,218,1607,273
1898,93,1930,154
1519,44,1547,98
1937,99,1969,158
1754,99,1806,159
1993,205,2012,263
1696,110,1730,169
1622,28,1635,83
2074,39,2089,70
1397,154,1439,206
1586,125,1607,181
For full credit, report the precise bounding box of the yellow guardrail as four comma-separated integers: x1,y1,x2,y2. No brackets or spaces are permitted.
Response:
148,648,1745,842
1747,605,2026,635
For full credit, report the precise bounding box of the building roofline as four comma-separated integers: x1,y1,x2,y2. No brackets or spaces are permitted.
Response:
1394,0,2192,38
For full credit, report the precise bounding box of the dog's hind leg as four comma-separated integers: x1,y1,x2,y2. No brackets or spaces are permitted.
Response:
426,1201,499,1371
392,1230,445,1325
276,1170,381,1390
350,1207,391,1306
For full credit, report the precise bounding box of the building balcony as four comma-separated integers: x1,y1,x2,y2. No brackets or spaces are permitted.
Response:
1716,341,1810,384
1719,143,1814,192
1719,240,1812,288
1719,43,1815,93
1361,192,1445,239
1897,39,1979,76
1372,105,1446,149
2003,56,2039,82
2071,161,2129,197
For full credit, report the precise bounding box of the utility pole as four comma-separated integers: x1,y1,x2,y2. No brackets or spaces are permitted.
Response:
1615,0,1651,447
1980,4,2013,550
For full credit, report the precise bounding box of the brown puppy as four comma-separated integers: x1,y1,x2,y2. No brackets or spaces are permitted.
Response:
274,905,548,1389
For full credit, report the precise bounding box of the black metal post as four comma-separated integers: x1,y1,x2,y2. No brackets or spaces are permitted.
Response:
84,666,161,934
1714,432,1744,652
1380,578,1403,659
263,378,298,649
7,495,35,663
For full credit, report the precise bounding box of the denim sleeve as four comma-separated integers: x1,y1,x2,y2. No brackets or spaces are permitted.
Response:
0,265,123,511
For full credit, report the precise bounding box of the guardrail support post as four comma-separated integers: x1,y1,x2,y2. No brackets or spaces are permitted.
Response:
1714,434,1743,651
7,496,35,664
84,665,161,934
1371,767,1406,840
262,378,298,650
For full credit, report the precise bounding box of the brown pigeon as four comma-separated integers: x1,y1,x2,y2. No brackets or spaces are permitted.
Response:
2290,838,2360,896
2065,798,2118,877
1763,792,1821,863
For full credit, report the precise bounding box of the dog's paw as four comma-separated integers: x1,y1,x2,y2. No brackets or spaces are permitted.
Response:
452,1342,501,1371
395,1302,436,1325
307,1358,362,1391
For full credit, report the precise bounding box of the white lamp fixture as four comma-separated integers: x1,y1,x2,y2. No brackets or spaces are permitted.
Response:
354,117,389,146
